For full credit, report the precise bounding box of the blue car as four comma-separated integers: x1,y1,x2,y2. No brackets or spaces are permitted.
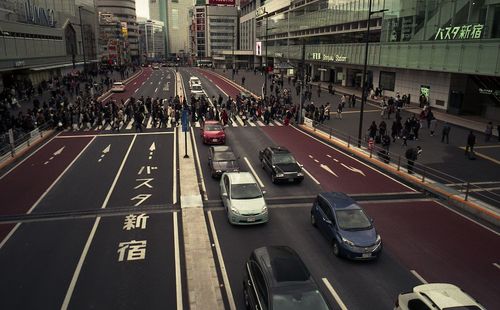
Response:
310,192,382,260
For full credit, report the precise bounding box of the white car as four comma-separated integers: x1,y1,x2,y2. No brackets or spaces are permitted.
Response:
220,172,268,225
189,76,201,89
190,84,204,99
395,283,485,310
111,81,126,92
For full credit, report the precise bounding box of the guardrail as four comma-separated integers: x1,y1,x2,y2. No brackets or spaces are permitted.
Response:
303,117,500,208
0,123,52,164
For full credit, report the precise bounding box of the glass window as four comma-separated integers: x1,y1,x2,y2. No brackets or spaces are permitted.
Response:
271,153,296,164
231,183,263,199
172,9,179,30
335,208,372,230
272,290,330,310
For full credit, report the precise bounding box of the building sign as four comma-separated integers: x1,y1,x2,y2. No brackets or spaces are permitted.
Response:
208,0,235,6
14,60,25,67
434,24,483,40
310,53,347,62
121,22,128,37
479,88,500,96
23,0,56,27
256,7,266,18
255,41,262,56
275,53,283,57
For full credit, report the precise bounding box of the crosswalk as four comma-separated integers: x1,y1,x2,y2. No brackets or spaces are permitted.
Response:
66,115,287,132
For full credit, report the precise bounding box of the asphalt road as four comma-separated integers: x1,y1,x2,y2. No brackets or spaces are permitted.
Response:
0,66,497,310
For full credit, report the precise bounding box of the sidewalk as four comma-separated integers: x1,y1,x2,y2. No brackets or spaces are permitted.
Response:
211,68,500,184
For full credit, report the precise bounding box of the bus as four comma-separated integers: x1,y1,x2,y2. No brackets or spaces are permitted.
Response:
196,59,213,68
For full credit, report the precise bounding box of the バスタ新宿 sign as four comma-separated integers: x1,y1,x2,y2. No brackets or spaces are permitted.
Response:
434,24,483,40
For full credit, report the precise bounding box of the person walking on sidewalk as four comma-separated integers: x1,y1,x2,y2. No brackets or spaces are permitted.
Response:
497,124,500,141
336,103,343,119
324,102,331,120
405,146,422,174
485,121,493,142
465,130,476,159
429,117,437,136
351,94,356,108
328,82,334,94
441,122,451,144
317,83,322,98
241,76,246,87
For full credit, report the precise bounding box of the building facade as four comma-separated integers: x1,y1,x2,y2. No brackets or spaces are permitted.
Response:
0,0,98,87
98,12,128,67
138,19,166,62
97,0,139,64
253,0,500,119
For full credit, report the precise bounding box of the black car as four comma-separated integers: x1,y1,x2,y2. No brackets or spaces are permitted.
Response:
243,246,331,310
259,146,304,183
208,146,239,178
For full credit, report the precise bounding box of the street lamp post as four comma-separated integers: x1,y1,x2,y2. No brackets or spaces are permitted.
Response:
232,21,235,81
264,12,269,101
299,39,306,124
78,6,87,75
357,0,388,147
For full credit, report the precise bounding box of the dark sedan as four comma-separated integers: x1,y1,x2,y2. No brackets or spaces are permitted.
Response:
259,146,304,183
209,150,239,178
310,192,382,260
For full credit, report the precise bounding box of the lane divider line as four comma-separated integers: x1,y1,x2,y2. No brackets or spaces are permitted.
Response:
410,270,428,284
0,136,96,251
493,263,500,270
61,135,137,309
173,211,183,310
322,278,348,310
173,128,177,205
190,127,208,201
243,157,265,188
207,211,236,310
434,201,499,236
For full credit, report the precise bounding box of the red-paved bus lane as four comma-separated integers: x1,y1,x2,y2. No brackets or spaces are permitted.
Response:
262,126,414,194
362,200,500,309
0,136,93,218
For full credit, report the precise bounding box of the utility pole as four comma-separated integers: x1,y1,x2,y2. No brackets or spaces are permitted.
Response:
232,20,235,81
299,39,306,124
264,11,269,101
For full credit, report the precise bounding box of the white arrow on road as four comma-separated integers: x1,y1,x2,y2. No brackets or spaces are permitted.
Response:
320,164,338,177
44,146,65,165
341,163,366,176
98,144,111,162
149,142,156,159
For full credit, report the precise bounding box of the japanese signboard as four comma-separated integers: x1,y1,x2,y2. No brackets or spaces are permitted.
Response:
255,41,262,56
434,24,483,40
207,0,235,6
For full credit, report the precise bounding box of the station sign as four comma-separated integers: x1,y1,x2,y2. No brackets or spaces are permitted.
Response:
434,24,483,40
310,53,347,63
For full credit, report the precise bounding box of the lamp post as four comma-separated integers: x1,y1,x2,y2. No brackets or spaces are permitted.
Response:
231,21,235,81
357,0,388,147
78,6,87,75
299,39,305,124
264,11,269,101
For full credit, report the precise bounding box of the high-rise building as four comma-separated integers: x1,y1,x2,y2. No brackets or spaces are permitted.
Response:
150,0,191,58
138,19,166,62
98,12,128,66
97,0,139,64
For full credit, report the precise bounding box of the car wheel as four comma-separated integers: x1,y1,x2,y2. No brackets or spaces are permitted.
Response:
332,240,341,257
311,213,317,227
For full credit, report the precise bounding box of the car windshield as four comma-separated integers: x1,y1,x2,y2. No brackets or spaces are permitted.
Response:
231,183,262,199
335,208,372,230
272,290,330,310
113,82,123,86
273,153,296,164
192,85,202,91
213,152,236,161
204,124,222,131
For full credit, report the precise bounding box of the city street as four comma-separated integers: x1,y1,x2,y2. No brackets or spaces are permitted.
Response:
0,66,498,309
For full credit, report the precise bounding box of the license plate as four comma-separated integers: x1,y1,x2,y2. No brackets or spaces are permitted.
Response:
362,253,372,258
247,217,256,222
212,138,218,142
288,178,294,182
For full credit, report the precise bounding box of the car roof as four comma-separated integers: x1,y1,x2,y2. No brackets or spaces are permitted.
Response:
225,172,256,184
319,192,359,210
211,146,232,153
189,76,200,80
252,246,313,288
414,283,484,309
267,146,291,154
213,152,236,161
113,81,124,85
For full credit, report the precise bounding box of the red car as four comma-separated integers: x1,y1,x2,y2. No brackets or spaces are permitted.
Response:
201,120,226,144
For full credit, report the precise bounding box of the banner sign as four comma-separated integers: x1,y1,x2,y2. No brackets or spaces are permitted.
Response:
208,0,235,6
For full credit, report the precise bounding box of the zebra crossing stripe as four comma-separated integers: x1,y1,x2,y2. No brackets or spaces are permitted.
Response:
126,119,134,130
146,117,153,129
248,120,257,127
167,118,172,128
230,120,238,127
235,115,244,126
195,121,200,128
104,124,112,130
256,120,265,126
273,120,283,126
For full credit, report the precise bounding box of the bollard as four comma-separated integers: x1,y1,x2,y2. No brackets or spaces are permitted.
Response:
329,129,332,139
465,182,470,201
397,155,401,171
347,136,351,148
369,148,373,158
27,137,30,147
421,174,425,182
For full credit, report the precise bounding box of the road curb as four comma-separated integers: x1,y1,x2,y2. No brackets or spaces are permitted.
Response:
299,124,500,227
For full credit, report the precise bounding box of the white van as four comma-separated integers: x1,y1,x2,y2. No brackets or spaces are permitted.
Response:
189,77,201,89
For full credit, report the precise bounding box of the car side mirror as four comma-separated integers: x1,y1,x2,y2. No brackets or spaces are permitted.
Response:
222,193,228,198
262,190,267,195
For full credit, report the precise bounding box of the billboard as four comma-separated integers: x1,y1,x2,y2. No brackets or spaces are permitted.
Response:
255,41,262,56
121,22,128,37
207,0,235,6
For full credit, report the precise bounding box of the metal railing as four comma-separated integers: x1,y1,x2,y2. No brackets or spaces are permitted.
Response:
0,123,52,163
306,119,500,208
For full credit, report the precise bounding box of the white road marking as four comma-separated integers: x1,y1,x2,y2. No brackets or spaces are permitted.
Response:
340,163,366,176
208,211,237,310
126,119,134,130
314,159,319,163
173,212,183,310
273,120,283,126
308,155,314,159
44,146,65,165
173,128,177,204
104,124,111,130
292,126,415,191
62,135,137,309
322,278,348,310
146,117,153,129
231,120,238,127
434,201,500,236
326,154,332,158
256,120,265,126
155,87,158,93
134,88,139,93
215,84,228,97
244,157,265,188
190,126,207,200
302,167,320,185
248,120,256,127
98,144,111,162
268,121,274,126
320,164,338,177
410,270,428,284
195,121,200,128
333,158,339,162
235,115,245,126
0,136,96,250
493,263,500,270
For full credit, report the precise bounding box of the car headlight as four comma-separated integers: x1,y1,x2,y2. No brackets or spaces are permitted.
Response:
216,170,222,173
341,236,355,247
376,234,381,244
261,206,268,213
276,173,284,178
297,172,304,177
230,207,240,215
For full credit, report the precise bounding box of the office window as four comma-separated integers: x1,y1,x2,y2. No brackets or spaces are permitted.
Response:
172,9,179,29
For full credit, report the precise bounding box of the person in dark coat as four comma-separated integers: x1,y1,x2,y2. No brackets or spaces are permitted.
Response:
405,146,422,174
465,130,476,158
